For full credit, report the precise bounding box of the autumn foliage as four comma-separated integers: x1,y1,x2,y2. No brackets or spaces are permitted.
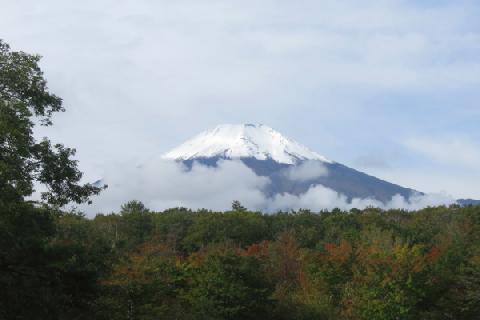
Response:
64,203,480,320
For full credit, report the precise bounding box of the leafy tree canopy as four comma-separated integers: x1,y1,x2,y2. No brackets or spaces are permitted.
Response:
0,39,103,208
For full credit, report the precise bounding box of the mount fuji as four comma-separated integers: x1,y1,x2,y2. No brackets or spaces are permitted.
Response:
162,124,419,203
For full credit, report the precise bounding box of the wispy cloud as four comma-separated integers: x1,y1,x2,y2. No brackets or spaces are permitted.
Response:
81,160,455,216
267,185,454,213
404,136,480,169
282,161,328,182
83,159,268,214
1,0,479,201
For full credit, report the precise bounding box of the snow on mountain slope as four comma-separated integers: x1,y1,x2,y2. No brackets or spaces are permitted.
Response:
162,124,332,165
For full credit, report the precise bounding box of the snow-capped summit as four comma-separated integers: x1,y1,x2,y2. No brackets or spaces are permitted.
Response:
162,124,331,164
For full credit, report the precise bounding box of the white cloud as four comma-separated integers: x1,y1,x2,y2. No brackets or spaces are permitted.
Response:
283,160,328,181
1,0,479,201
384,192,456,210
361,166,480,200
82,160,455,216
266,185,454,213
83,159,269,214
404,136,480,169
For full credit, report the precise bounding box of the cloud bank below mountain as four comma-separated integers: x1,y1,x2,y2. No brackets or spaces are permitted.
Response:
82,159,455,216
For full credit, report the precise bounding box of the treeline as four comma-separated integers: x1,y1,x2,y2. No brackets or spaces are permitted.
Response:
3,201,480,319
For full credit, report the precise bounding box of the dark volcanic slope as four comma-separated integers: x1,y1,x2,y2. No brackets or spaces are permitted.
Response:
269,162,417,202
182,157,417,203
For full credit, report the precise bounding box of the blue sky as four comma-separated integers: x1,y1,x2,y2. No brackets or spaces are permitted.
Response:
1,0,480,203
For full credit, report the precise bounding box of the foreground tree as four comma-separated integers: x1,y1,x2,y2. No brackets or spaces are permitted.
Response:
0,39,105,319
0,39,102,208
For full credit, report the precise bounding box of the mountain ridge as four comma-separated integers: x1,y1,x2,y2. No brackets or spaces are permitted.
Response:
162,124,331,165
164,124,423,204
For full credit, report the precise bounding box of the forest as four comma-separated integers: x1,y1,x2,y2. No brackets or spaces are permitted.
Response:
2,201,480,319
1,40,480,320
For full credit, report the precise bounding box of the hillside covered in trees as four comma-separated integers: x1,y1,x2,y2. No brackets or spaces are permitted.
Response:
3,202,480,319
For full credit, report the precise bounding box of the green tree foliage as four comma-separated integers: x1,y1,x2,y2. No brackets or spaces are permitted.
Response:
91,204,480,320
182,211,268,251
119,200,153,246
0,39,103,207
0,39,106,319
186,251,274,320
232,200,247,212
2,199,480,319
97,240,185,320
